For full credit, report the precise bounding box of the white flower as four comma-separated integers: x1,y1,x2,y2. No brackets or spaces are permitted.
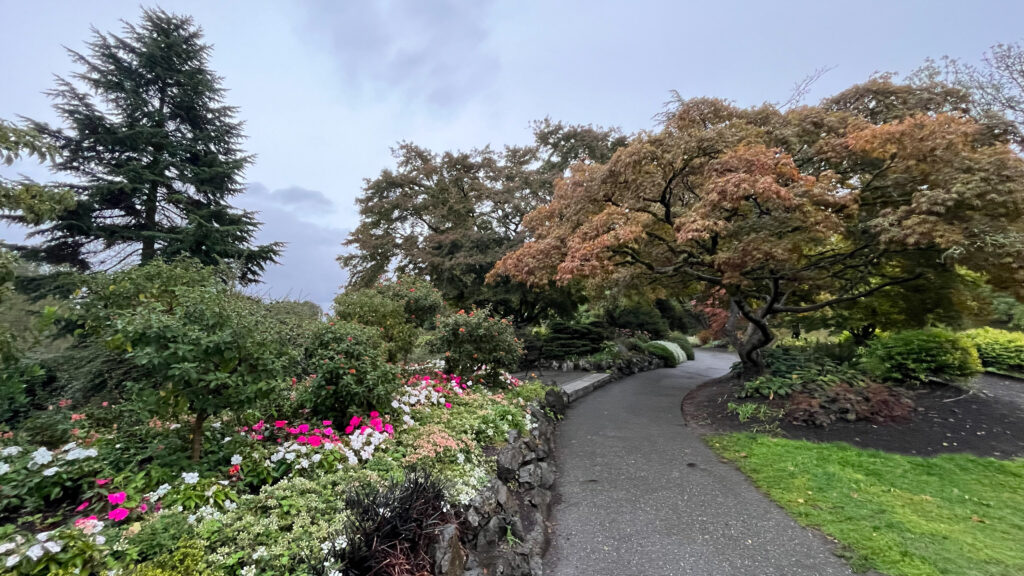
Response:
29,447,53,467
42,467,60,477
168,424,181,430
298,458,310,469
0,543,14,554
25,544,44,561
218,480,229,486
223,500,237,511
5,554,19,568
252,546,267,560
212,422,222,429
66,448,98,460
94,535,106,546
230,454,242,466
311,453,322,463
181,472,200,485
36,532,52,542
42,541,61,554
241,566,255,576
284,452,296,461
61,442,77,452
0,462,9,475
1,446,22,457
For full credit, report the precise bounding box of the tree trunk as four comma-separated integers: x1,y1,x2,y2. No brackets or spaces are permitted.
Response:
729,296,776,380
141,181,158,263
190,410,208,462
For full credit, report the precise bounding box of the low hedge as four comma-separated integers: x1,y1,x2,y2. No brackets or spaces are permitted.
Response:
644,341,680,367
861,328,982,386
962,327,1024,375
667,331,695,361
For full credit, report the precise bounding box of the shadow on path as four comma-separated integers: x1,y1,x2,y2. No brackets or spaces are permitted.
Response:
544,350,860,576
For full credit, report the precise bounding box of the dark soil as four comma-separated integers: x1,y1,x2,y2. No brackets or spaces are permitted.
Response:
683,373,1024,459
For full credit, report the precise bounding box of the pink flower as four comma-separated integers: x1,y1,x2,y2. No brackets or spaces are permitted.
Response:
298,424,310,434
274,420,288,428
322,420,332,426
254,435,264,440
323,427,334,435
108,492,126,505
108,507,130,522
76,501,90,512
139,503,148,513
384,424,394,435
308,436,323,448
74,515,98,527
344,425,354,434
288,427,300,434
296,436,308,444
101,401,109,407
96,478,111,486
349,416,361,426
252,420,265,431
370,411,379,418
445,402,452,409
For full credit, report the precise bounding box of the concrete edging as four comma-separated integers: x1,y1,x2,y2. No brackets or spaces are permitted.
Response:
559,372,616,403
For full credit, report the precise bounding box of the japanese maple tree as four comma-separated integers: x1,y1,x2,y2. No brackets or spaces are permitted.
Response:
491,79,1024,377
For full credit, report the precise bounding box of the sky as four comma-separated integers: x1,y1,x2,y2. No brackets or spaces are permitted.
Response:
2,0,1023,310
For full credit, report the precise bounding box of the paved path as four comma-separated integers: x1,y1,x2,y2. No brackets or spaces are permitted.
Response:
544,350,858,576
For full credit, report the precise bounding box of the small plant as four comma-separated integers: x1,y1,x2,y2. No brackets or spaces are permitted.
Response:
667,331,695,361
726,402,782,433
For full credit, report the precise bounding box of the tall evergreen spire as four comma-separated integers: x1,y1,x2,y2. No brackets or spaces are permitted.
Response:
6,8,281,283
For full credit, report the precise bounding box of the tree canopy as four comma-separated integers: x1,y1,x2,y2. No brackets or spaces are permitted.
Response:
491,78,1024,375
339,119,626,322
4,8,280,284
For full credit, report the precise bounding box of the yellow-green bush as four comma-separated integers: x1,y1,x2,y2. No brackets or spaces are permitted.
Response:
962,327,1024,374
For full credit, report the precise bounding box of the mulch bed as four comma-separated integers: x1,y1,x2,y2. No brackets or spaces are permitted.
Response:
682,374,1024,459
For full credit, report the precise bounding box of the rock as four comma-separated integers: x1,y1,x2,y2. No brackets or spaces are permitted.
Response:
518,462,553,488
432,524,466,576
497,445,525,483
477,516,506,552
543,388,568,417
526,487,552,518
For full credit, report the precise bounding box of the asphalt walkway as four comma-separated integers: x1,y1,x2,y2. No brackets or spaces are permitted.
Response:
544,350,859,576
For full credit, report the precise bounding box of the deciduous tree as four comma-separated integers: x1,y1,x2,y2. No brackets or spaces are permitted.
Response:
491,79,1024,377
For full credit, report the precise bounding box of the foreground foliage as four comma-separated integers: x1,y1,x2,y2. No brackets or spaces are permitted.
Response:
709,434,1024,576
962,327,1024,375
861,329,982,385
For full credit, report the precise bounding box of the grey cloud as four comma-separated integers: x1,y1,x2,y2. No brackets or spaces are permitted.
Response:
239,183,349,310
301,0,499,108
244,183,336,212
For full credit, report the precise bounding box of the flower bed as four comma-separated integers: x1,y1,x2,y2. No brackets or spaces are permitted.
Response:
0,371,555,575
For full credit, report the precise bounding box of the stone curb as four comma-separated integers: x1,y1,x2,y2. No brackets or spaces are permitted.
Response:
559,372,616,403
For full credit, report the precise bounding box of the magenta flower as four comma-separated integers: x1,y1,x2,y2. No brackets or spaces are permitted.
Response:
349,416,361,426
296,436,308,444
75,501,90,512
322,420,332,426
107,492,126,505
344,425,355,434
274,420,287,428
139,503,148,513
96,478,111,486
108,507,130,522
308,436,323,448
298,423,310,434
445,402,452,409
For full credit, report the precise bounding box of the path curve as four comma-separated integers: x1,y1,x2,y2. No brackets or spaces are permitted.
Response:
544,350,858,576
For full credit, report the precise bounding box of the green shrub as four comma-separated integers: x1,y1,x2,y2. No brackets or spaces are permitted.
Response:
430,307,522,385
74,260,296,460
297,321,403,418
740,347,871,399
643,341,679,367
333,275,445,363
667,331,695,361
539,319,610,360
605,303,670,339
861,329,982,385
962,327,1024,374
650,340,686,364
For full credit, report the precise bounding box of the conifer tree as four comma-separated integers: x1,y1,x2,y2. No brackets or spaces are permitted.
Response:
5,8,280,283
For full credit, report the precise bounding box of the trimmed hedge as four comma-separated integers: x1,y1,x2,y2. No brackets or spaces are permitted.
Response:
644,341,680,367
667,331,695,361
962,327,1024,374
861,329,982,385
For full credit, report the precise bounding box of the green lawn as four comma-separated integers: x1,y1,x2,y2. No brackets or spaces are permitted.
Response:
707,434,1024,576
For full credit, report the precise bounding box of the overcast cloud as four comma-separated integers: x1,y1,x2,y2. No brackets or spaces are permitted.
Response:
2,0,1023,309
